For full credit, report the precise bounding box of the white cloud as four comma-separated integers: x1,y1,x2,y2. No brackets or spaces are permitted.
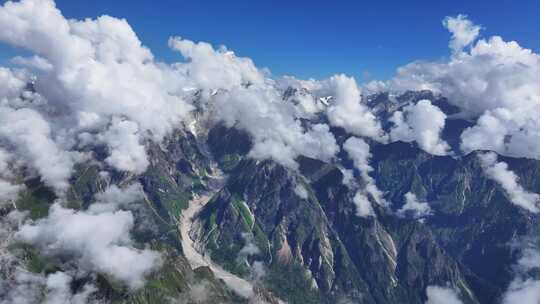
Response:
343,137,373,178
0,106,78,193
215,84,338,169
0,0,194,175
343,137,387,217
98,117,149,174
11,55,52,71
353,191,375,217
443,15,481,53
88,182,144,213
502,240,540,304
386,15,540,160
43,272,96,304
251,261,266,281
397,192,433,220
392,35,540,116
478,152,540,213
239,233,261,257
0,270,96,304
321,74,386,142
425,286,463,304
503,280,540,304
294,184,309,199
188,281,210,303
340,167,355,188
16,184,161,288
0,148,23,205
2,185,145,300
461,108,540,159
169,36,265,90
390,100,450,156
0,180,22,207
0,270,46,304
16,202,161,289
0,210,28,296
0,0,342,177
285,88,326,119
237,233,266,283
0,67,27,101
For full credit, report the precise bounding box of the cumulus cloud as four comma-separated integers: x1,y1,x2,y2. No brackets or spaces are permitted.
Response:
0,270,46,304
251,261,266,282
0,0,344,178
0,210,27,288
237,233,267,282
425,286,463,304
169,36,265,90
1,4,536,300
0,149,23,206
340,167,355,188
397,192,433,220
443,14,481,53
294,183,309,199
0,67,27,100
215,84,338,169
284,88,327,119
14,184,158,289
0,180,22,207
168,37,342,170
0,270,96,304
0,2,345,297
343,137,375,184
387,15,540,160
502,239,540,304
461,108,540,159
0,106,78,193
478,152,540,213
353,191,375,217
0,210,99,304
43,272,96,304
390,100,450,155
343,137,387,217
321,75,386,141
16,203,161,289
0,0,194,175
188,281,211,303
503,280,540,304
97,117,149,174
17,204,160,288
0,2,187,296
11,55,52,71
88,182,144,213
239,233,261,257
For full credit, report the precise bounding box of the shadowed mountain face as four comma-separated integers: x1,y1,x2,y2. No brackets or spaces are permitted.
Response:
194,112,540,303
2,91,539,304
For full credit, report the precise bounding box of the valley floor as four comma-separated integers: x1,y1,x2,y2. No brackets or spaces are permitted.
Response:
179,193,254,299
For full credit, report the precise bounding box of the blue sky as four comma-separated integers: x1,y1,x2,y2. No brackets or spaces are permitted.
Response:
1,0,539,81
